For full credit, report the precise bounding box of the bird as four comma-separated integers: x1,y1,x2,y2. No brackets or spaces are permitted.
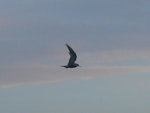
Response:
61,44,80,68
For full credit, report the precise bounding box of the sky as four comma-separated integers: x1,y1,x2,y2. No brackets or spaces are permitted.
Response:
0,0,150,113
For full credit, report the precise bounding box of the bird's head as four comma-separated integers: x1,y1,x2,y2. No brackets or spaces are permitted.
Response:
75,63,81,67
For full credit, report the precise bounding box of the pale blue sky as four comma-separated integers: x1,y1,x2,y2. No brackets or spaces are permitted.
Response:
0,0,150,113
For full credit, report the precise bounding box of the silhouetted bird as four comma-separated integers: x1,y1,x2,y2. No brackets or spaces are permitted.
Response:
61,44,80,68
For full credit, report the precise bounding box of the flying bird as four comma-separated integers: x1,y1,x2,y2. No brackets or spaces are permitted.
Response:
61,44,80,68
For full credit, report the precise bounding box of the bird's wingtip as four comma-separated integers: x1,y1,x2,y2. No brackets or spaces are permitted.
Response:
65,43,69,46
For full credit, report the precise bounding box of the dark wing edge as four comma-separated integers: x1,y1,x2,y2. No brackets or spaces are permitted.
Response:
65,44,77,64
65,44,77,58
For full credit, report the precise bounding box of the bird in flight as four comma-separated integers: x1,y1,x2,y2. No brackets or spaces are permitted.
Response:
61,44,80,68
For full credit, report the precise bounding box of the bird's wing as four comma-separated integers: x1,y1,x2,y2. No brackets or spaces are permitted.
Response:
65,44,77,65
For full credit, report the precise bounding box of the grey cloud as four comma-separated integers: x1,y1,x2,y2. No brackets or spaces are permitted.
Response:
80,49,150,66
0,0,150,48
1,64,150,88
0,0,150,88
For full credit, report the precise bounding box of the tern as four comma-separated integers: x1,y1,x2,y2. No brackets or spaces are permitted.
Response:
61,44,80,68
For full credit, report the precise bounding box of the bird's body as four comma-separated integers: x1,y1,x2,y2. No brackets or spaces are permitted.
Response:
62,44,80,68
62,63,79,68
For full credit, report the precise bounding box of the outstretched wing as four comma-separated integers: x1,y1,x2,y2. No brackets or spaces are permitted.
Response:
66,44,77,65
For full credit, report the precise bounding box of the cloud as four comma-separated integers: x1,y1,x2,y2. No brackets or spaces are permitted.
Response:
1,64,150,88
80,49,150,65
0,0,150,89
